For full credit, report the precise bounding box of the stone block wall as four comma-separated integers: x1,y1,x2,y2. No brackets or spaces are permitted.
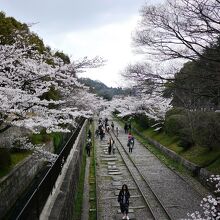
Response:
0,126,31,148
0,155,45,219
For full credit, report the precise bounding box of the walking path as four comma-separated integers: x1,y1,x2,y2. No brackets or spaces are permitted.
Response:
95,118,209,220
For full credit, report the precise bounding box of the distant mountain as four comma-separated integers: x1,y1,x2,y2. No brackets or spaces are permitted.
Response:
79,78,131,100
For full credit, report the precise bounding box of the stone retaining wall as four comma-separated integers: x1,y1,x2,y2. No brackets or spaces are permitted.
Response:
0,155,45,219
0,126,31,148
45,120,87,220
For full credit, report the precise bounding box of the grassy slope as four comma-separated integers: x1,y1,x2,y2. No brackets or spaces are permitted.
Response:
0,151,31,178
72,129,87,220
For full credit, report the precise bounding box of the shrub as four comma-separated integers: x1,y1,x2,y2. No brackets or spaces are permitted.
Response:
164,114,187,136
194,112,220,151
30,128,51,144
113,109,120,115
53,133,64,153
178,128,194,149
165,107,186,118
128,113,154,131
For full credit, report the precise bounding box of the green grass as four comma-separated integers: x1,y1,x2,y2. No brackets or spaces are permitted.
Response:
0,166,11,178
180,146,220,166
30,131,64,153
142,128,182,153
0,151,31,178
52,132,64,153
207,158,220,174
72,134,87,220
30,132,51,145
10,151,31,166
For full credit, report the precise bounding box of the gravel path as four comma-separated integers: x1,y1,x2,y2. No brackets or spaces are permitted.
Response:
95,119,209,220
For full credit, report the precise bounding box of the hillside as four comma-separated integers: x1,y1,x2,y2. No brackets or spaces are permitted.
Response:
79,78,131,100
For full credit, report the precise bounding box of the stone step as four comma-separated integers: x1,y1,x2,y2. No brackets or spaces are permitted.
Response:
102,158,118,161
112,181,122,186
108,171,122,175
112,176,123,181
108,169,120,172
108,165,117,169
101,155,117,158
108,162,116,165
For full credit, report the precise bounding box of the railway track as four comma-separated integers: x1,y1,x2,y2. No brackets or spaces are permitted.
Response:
110,131,175,220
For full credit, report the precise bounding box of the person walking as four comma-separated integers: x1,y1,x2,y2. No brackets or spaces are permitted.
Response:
99,127,104,141
124,123,128,134
106,124,110,133
127,133,134,153
95,128,99,138
128,123,131,132
128,138,134,153
130,135,134,149
111,121,114,131
118,184,130,220
112,140,116,154
108,137,113,155
116,126,119,137
88,129,92,139
128,132,132,142
86,139,92,157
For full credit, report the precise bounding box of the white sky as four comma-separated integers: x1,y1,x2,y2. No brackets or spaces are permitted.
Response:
0,0,161,87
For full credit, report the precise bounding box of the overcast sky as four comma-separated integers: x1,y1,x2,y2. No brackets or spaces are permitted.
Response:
1,0,160,87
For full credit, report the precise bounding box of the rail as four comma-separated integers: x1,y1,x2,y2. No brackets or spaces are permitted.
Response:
110,130,174,220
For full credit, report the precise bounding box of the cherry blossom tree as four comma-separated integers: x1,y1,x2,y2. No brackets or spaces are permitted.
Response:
187,175,220,220
108,93,171,122
0,34,104,135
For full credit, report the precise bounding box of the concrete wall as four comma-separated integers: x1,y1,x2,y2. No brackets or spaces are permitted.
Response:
0,155,45,219
41,120,87,220
0,126,31,148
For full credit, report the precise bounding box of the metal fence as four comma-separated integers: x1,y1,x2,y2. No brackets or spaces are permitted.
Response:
15,118,85,220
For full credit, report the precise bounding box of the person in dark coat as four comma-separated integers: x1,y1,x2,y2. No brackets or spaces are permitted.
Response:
86,139,92,157
124,123,128,134
111,121,114,131
88,129,92,139
118,184,130,219
128,123,131,132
